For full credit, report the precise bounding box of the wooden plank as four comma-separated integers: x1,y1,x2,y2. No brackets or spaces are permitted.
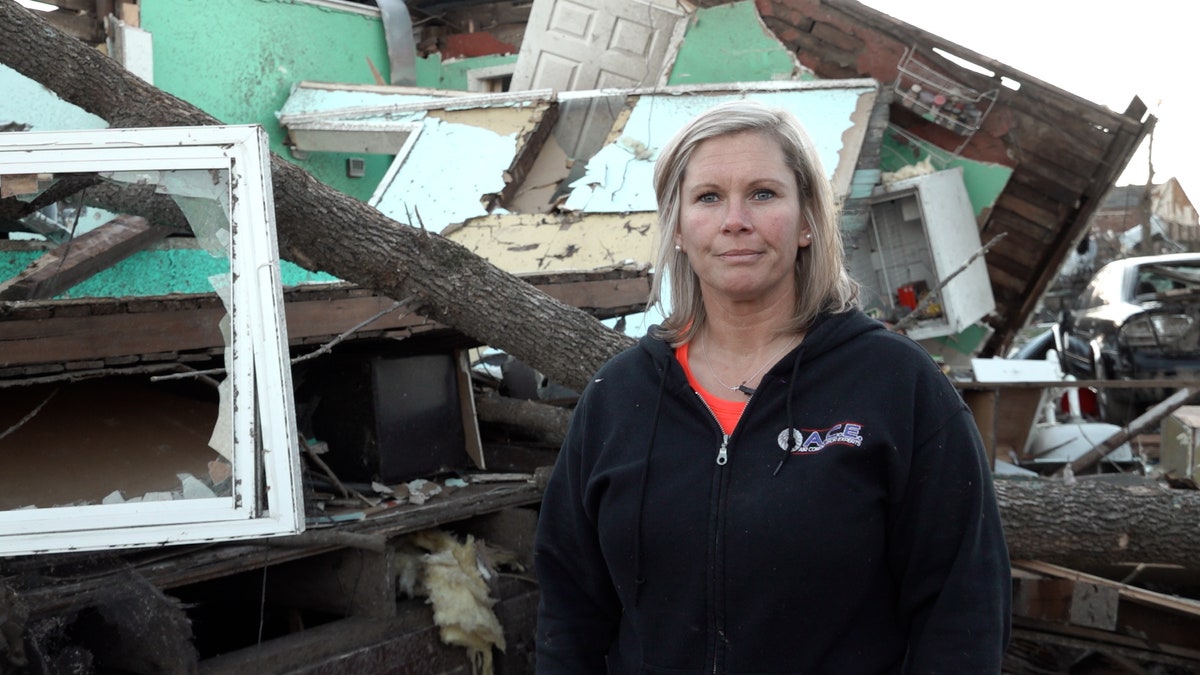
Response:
197,611,470,675
0,273,649,367
1012,621,1200,668
1000,179,1070,224
266,547,399,620
0,215,168,301
37,9,103,44
993,193,1064,233
1006,153,1092,200
985,226,1049,265
956,379,1200,391
198,576,538,674
535,276,649,316
15,481,545,617
986,214,1055,250
1013,561,1200,619
1013,577,1119,630
1062,387,1200,475
489,102,559,212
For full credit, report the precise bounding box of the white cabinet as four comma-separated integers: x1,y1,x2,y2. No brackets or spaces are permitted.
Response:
850,167,995,341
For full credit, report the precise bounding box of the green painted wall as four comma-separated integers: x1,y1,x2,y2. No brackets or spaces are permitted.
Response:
423,53,517,91
141,0,510,202
142,0,394,201
667,1,801,86
0,247,336,299
880,131,1012,216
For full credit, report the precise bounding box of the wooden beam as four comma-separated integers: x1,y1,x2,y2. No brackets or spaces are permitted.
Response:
0,215,168,301
1060,387,1200,476
1014,560,1200,621
487,100,559,212
0,272,649,368
35,8,103,43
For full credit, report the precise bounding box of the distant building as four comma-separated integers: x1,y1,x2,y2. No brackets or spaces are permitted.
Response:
1040,178,1198,320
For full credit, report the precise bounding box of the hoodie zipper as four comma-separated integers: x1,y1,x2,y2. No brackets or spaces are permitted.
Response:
694,391,734,465
693,390,731,672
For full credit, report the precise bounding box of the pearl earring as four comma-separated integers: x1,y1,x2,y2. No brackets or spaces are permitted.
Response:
805,233,812,240
675,244,682,251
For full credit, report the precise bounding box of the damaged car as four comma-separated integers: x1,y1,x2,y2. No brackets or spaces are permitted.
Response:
1055,253,1200,423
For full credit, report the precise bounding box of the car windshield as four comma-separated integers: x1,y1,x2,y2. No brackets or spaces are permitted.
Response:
1132,262,1200,301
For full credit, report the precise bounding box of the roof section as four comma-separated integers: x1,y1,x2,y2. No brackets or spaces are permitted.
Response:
709,0,1153,354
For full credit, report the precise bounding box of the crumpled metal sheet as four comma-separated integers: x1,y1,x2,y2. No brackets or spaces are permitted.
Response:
376,0,416,86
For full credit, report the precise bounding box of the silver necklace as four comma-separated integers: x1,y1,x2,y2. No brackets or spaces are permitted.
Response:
702,334,797,397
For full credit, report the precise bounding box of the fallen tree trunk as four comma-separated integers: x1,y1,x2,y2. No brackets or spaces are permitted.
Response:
995,477,1200,570
0,0,633,393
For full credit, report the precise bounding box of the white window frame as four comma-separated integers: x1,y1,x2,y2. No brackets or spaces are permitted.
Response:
0,125,303,556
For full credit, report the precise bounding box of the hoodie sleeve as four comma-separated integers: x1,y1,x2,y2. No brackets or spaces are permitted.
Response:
534,392,621,674
888,383,1012,672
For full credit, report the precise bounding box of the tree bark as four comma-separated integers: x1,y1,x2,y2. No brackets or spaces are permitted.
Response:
0,0,633,393
995,477,1200,570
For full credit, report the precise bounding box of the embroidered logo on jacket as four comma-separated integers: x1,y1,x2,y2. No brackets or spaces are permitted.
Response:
777,422,864,455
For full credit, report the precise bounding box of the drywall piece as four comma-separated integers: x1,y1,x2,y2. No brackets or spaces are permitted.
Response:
277,83,436,154
370,116,514,231
443,211,658,273
370,102,557,232
561,80,879,213
511,0,690,92
0,125,303,557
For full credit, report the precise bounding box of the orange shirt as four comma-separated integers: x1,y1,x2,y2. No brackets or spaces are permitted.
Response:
676,341,745,436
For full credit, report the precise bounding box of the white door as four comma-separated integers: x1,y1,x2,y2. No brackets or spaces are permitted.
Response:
511,0,690,92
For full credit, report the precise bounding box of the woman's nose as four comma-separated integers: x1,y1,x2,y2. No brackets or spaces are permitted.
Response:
721,200,752,232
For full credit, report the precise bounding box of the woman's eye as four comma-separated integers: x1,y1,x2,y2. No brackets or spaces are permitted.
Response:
752,189,775,200
697,193,719,203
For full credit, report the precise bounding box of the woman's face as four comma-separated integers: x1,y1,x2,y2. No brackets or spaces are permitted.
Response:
675,130,811,308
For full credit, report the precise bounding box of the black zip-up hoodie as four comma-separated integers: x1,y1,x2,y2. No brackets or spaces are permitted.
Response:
535,309,1011,674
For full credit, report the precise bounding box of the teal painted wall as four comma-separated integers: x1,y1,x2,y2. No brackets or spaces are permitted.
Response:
0,247,337,299
667,1,800,86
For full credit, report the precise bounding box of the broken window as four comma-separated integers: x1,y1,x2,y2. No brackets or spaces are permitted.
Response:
0,125,303,556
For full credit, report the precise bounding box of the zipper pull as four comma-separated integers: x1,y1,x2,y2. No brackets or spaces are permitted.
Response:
716,434,729,466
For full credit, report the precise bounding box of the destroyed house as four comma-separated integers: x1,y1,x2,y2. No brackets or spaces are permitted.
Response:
5,0,1196,673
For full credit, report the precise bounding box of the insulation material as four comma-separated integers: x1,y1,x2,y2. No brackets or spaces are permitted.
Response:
400,529,516,675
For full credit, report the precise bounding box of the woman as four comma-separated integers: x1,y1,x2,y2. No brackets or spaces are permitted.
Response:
534,100,1010,673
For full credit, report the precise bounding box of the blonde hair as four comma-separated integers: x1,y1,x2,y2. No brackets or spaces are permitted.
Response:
649,99,858,345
